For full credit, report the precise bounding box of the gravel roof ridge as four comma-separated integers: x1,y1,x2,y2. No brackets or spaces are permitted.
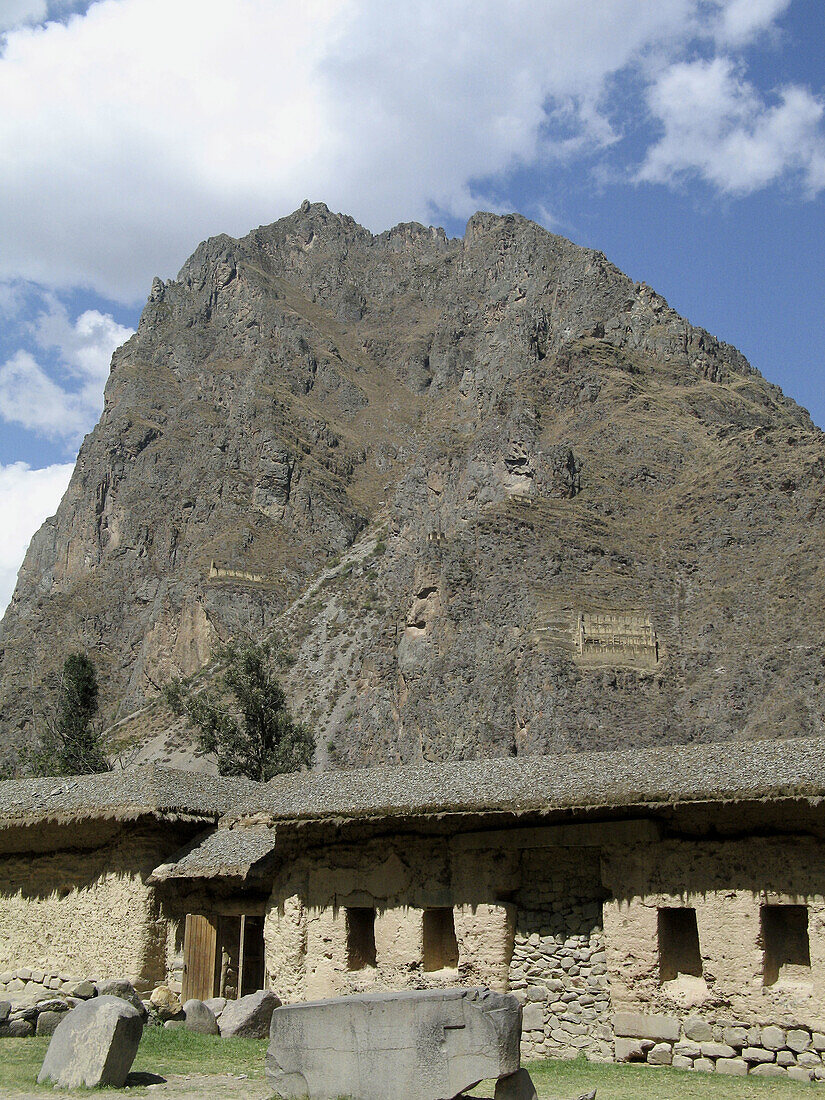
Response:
0,762,261,825
229,734,825,822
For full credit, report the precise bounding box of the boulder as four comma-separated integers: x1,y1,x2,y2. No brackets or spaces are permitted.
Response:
149,984,182,1021
0,1001,10,1023
7,1018,34,1037
183,998,220,1035
220,990,281,1038
36,1010,66,1036
37,995,143,1088
614,1037,653,1062
96,979,147,1020
68,980,97,999
266,987,521,1100
495,1069,537,1100
205,996,227,1017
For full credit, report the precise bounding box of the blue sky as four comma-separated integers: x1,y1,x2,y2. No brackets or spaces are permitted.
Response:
0,0,823,612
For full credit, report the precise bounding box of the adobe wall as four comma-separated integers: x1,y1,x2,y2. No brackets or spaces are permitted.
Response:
0,822,179,991
601,834,825,1079
263,824,614,1060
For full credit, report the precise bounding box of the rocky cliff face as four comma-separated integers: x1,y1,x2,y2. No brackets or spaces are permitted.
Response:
1,202,823,773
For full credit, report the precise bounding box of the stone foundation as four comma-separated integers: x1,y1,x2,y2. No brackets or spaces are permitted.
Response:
0,968,98,998
614,1012,825,1082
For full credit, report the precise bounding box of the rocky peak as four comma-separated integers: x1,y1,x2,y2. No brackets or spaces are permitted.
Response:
0,204,821,775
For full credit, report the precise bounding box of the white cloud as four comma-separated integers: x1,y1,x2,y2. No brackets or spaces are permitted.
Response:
714,0,792,46
0,460,73,615
0,302,133,442
638,57,825,194
0,0,811,304
34,298,133,398
0,350,86,438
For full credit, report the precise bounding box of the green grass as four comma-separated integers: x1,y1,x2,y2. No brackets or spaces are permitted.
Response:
1,1036,820,1098
503,1056,818,1099
0,1030,267,1093
131,1028,267,1078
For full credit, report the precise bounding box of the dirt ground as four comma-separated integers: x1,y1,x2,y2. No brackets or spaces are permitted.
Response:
5,1071,274,1099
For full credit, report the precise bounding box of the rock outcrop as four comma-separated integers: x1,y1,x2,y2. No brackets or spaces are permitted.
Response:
1,202,823,771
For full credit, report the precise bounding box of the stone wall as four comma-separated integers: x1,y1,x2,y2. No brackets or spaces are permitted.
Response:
0,822,178,987
613,1012,825,1083
0,967,95,999
509,848,611,1061
264,835,507,1004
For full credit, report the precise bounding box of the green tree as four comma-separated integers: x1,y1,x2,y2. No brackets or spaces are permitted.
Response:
30,652,110,776
164,638,313,781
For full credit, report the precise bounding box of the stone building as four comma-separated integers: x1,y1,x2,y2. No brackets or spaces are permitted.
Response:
4,737,825,1079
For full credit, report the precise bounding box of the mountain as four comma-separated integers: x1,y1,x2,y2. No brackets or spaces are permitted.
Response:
1,201,823,774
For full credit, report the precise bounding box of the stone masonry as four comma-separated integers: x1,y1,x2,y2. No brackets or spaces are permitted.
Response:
508,849,612,1061
614,1012,825,1083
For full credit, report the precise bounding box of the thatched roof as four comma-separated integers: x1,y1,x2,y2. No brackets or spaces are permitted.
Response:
0,764,257,829
228,735,825,826
150,824,277,882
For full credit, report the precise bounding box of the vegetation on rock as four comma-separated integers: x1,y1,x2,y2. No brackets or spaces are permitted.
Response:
164,638,313,781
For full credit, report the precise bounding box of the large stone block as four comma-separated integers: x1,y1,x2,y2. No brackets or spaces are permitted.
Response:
647,1042,672,1065
683,1016,713,1043
37,996,143,1089
614,1036,654,1062
613,1011,680,1042
789,1066,815,1082
751,1063,787,1077
788,1029,812,1053
761,1026,786,1050
266,987,521,1100
68,980,96,1000
742,1046,775,1063
716,1058,748,1076
220,990,281,1038
36,1010,67,1036
701,1042,736,1059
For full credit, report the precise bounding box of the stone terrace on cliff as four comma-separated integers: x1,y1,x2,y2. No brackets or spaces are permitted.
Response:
3,738,825,1079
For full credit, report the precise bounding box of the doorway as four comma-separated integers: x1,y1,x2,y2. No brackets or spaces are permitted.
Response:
181,911,266,1002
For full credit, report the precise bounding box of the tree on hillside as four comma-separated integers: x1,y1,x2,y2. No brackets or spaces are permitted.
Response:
163,638,314,781
29,652,111,776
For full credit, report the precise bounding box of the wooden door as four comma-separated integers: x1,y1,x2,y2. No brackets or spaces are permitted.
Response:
182,913,219,1002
